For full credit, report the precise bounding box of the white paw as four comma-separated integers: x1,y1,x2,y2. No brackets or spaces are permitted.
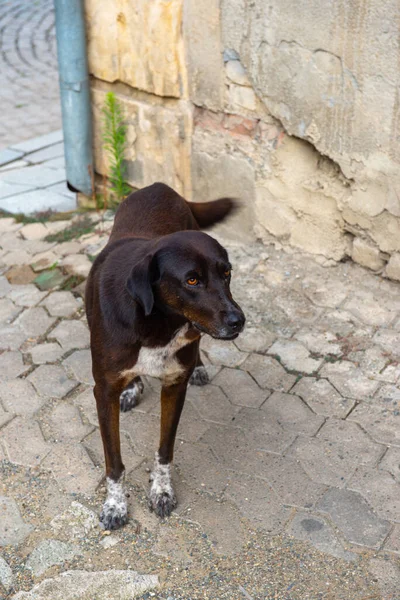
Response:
100,476,128,530
120,379,144,412
148,454,177,518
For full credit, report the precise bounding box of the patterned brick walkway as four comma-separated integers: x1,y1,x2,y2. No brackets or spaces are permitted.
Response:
0,0,61,151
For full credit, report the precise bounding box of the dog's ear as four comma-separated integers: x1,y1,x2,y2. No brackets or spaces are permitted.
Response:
126,253,158,316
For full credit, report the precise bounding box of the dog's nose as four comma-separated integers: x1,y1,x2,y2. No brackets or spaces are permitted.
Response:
226,311,245,332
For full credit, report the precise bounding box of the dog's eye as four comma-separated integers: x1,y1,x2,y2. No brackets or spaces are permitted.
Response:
187,277,199,286
224,269,231,278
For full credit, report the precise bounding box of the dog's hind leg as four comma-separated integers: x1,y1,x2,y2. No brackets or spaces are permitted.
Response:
94,379,128,530
189,350,209,386
119,376,144,412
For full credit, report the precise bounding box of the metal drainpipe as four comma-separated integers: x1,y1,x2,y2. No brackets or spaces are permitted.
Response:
53,0,93,196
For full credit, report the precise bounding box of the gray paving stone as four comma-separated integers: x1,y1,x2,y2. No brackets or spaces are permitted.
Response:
360,347,400,383
0,276,12,297
384,524,400,554
19,222,48,241
226,473,291,533
317,419,384,466
316,488,391,548
0,180,31,201
229,408,296,454
10,130,63,153
348,402,400,446
30,342,64,364
374,383,400,408
50,501,98,541
84,429,143,475
368,558,400,600
24,141,64,164
0,219,21,234
200,337,248,367
31,250,58,272
28,365,77,398
372,329,400,359
0,189,76,215
25,539,79,577
0,403,13,428
48,402,93,442
42,442,101,495
0,297,21,324
73,388,98,427
261,391,325,436
242,354,297,392
302,278,349,308
0,233,27,252
16,306,56,338
10,569,159,600
344,292,395,327
292,376,355,418
120,412,159,457
63,349,94,385
2,417,50,467
61,254,92,278
380,447,400,483
8,284,47,307
187,384,240,424
41,291,81,317
175,441,228,495
0,496,32,546
348,466,400,522
0,325,27,351
294,329,342,356
319,361,380,400
212,367,268,408
287,512,356,561
0,556,13,591
0,148,24,166
0,165,65,188
0,351,28,380
51,320,90,352
2,250,32,266
52,240,83,257
0,379,46,415
234,326,276,353
268,339,323,374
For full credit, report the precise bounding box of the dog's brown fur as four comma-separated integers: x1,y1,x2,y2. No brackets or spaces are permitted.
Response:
85,182,245,529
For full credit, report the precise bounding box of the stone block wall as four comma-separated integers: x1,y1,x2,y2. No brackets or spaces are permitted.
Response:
85,0,400,279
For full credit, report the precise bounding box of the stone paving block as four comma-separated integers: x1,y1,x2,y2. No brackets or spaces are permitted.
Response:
235,407,297,454
0,297,21,324
316,488,391,548
84,429,143,475
50,501,98,541
30,342,64,364
0,189,76,215
2,250,32,266
5,265,36,285
0,496,32,546
175,441,229,496
63,349,94,385
25,539,79,577
120,412,160,456
50,319,90,351
368,557,400,600
226,473,291,534
0,555,13,591
317,419,384,466
292,376,355,418
43,156,65,170
41,291,81,317
0,379,46,415
287,512,356,561
294,329,342,356
348,466,400,522
187,384,240,424
19,222,48,240
61,254,92,278
2,417,50,467
24,141,64,164
242,354,297,392
0,148,24,166
348,402,400,446
0,350,28,380
31,250,58,272
374,383,400,408
52,240,83,257
16,306,56,338
372,329,400,359
380,447,400,483
268,339,323,374
10,130,63,153
261,392,325,436
0,165,65,188
0,233,27,252
344,292,395,327
200,337,248,367
42,442,102,495
48,402,93,442
234,326,276,353
34,268,67,291
384,524,400,554
0,403,13,428
150,398,209,443
28,365,77,398
212,367,268,408
319,360,380,400
0,276,12,297
73,388,98,427
0,180,31,200
302,277,349,308
0,218,21,233
360,347,400,383
0,325,27,351
8,284,47,307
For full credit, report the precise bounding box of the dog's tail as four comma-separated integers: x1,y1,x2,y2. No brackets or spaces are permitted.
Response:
186,197,238,230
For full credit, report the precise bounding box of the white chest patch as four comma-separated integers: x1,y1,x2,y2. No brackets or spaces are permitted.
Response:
121,324,193,385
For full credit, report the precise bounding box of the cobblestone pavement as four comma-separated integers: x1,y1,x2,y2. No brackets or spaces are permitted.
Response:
1,146,400,598
0,0,61,151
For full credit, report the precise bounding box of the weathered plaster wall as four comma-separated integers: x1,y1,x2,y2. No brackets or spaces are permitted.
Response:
85,0,400,279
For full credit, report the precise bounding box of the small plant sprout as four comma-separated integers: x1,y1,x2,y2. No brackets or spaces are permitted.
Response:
102,92,131,203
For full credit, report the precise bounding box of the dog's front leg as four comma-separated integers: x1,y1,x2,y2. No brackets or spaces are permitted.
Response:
149,379,188,517
94,379,128,530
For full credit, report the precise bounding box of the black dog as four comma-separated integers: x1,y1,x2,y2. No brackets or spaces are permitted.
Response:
85,182,245,530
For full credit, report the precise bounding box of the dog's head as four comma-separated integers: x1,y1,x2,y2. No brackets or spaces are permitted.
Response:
126,231,245,340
